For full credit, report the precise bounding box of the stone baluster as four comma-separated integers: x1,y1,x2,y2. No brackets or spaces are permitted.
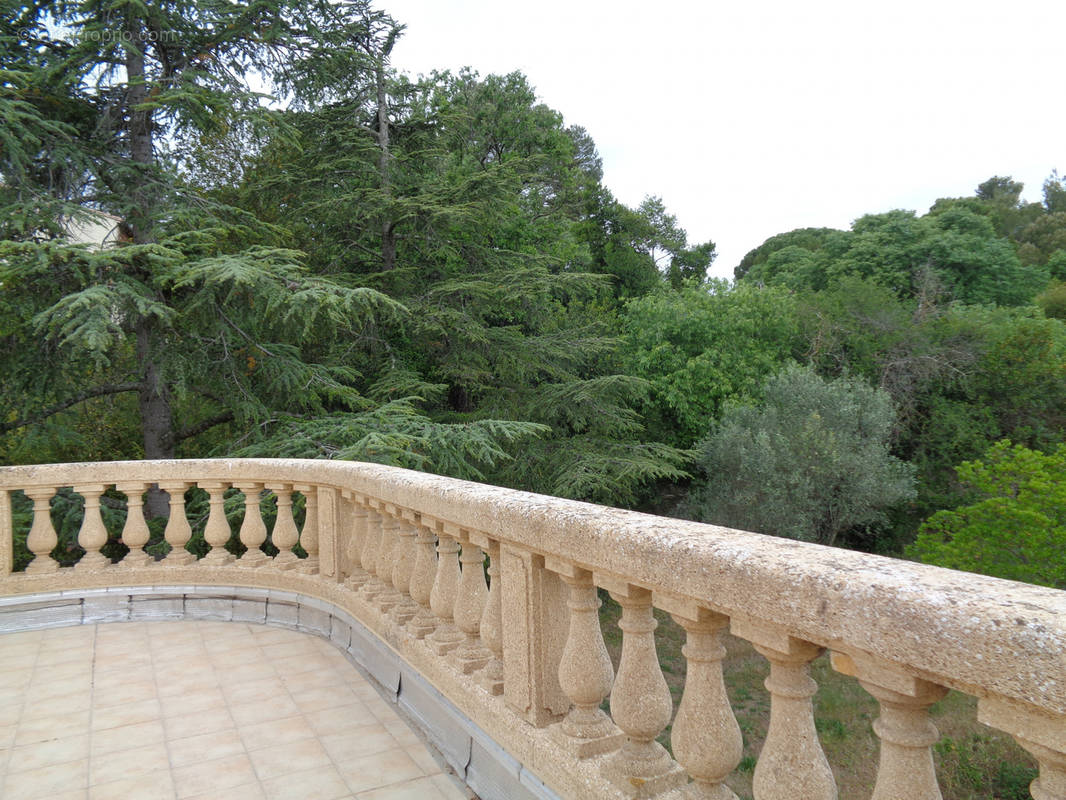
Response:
198,481,234,565
602,579,685,797
233,482,269,567
342,492,369,587
73,483,110,571
546,558,622,758
452,534,492,673
427,522,465,655
732,620,836,800
24,487,58,574
157,481,195,564
658,597,742,800
473,534,503,695
359,503,386,599
374,507,402,612
979,698,1066,800
389,513,421,625
292,484,319,574
1,490,11,577
117,482,151,566
406,517,439,639
832,653,947,800
265,484,300,568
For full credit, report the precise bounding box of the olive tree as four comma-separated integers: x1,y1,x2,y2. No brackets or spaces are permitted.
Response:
684,364,915,546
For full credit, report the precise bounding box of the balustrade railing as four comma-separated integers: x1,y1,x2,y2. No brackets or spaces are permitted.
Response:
0,458,1063,800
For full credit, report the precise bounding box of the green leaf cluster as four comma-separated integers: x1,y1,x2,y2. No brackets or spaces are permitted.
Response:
908,441,1066,588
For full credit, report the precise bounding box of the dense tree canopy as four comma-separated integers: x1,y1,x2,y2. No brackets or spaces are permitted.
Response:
3,0,1065,583
909,441,1066,588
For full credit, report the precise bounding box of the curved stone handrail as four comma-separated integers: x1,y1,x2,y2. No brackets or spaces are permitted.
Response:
1,458,1064,800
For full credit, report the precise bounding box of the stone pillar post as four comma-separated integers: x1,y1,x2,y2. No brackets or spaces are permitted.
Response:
546,557,622,758
733,620,836,800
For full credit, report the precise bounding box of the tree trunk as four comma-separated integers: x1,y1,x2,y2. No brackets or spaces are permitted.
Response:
126,13,174,519
375,62,395,271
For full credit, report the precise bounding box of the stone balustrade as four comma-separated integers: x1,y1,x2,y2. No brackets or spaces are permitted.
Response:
0,458,1064,800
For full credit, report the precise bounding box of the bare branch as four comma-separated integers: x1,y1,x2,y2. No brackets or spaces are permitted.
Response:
173,411,235,444
0,382,140,434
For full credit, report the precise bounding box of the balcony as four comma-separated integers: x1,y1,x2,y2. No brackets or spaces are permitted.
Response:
0,458,1064,800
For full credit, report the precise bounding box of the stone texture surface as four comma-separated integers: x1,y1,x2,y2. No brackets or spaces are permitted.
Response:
1,458,1065,800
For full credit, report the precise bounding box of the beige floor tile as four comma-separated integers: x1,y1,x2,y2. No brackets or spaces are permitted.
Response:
147,629,202,645
202,631,256,652
0,652,41,673
89,741,169,785
164,706,234,740
1,622,475,800
222,676,284,707
28,661,93,684
36,647,93,668
155,669,221,698
350,683,384,703
289,684,359,713
0,691,25,718
228,695,300,728
92,679,158,709
248,627,297,644
88,769,176,800
158,687,226,719
92,656,152,678
15,709,91,746
248,737,333,781
209,646,265,669
362,696,398,724
405,745,443,775
91,698,161,732
319,725,400,763
22,688,93,717
305,702,374,737
382,720,421,749
1,756,88,800
225,660,277,683
237,714,316,752
271,654,336,679
336,749,426,794
430,773,473,800
354,775,446,800
6,733,90,773
258,642,313,662
24,790,87,800
94,627,146,644
38,630,93,647
167,727,246,768
260,764,352,800
90,720,165,757
150,643,209,662
172,753,258,799
183,782,266,800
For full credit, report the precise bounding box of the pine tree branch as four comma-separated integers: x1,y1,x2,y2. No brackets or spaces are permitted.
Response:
173,411,235,443
0,382,141,434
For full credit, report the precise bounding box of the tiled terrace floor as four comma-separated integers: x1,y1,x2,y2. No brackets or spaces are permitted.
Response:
0,620,472,800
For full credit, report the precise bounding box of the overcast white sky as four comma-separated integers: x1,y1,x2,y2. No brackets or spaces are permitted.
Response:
382,0,1065,278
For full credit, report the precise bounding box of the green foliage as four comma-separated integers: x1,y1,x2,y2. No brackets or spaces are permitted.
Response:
684,365,915,546
738,177,1054,306
1037,281,1066,320
909,441,1066,588
734,227,847,286
619,281,799,448
231,66,691,505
